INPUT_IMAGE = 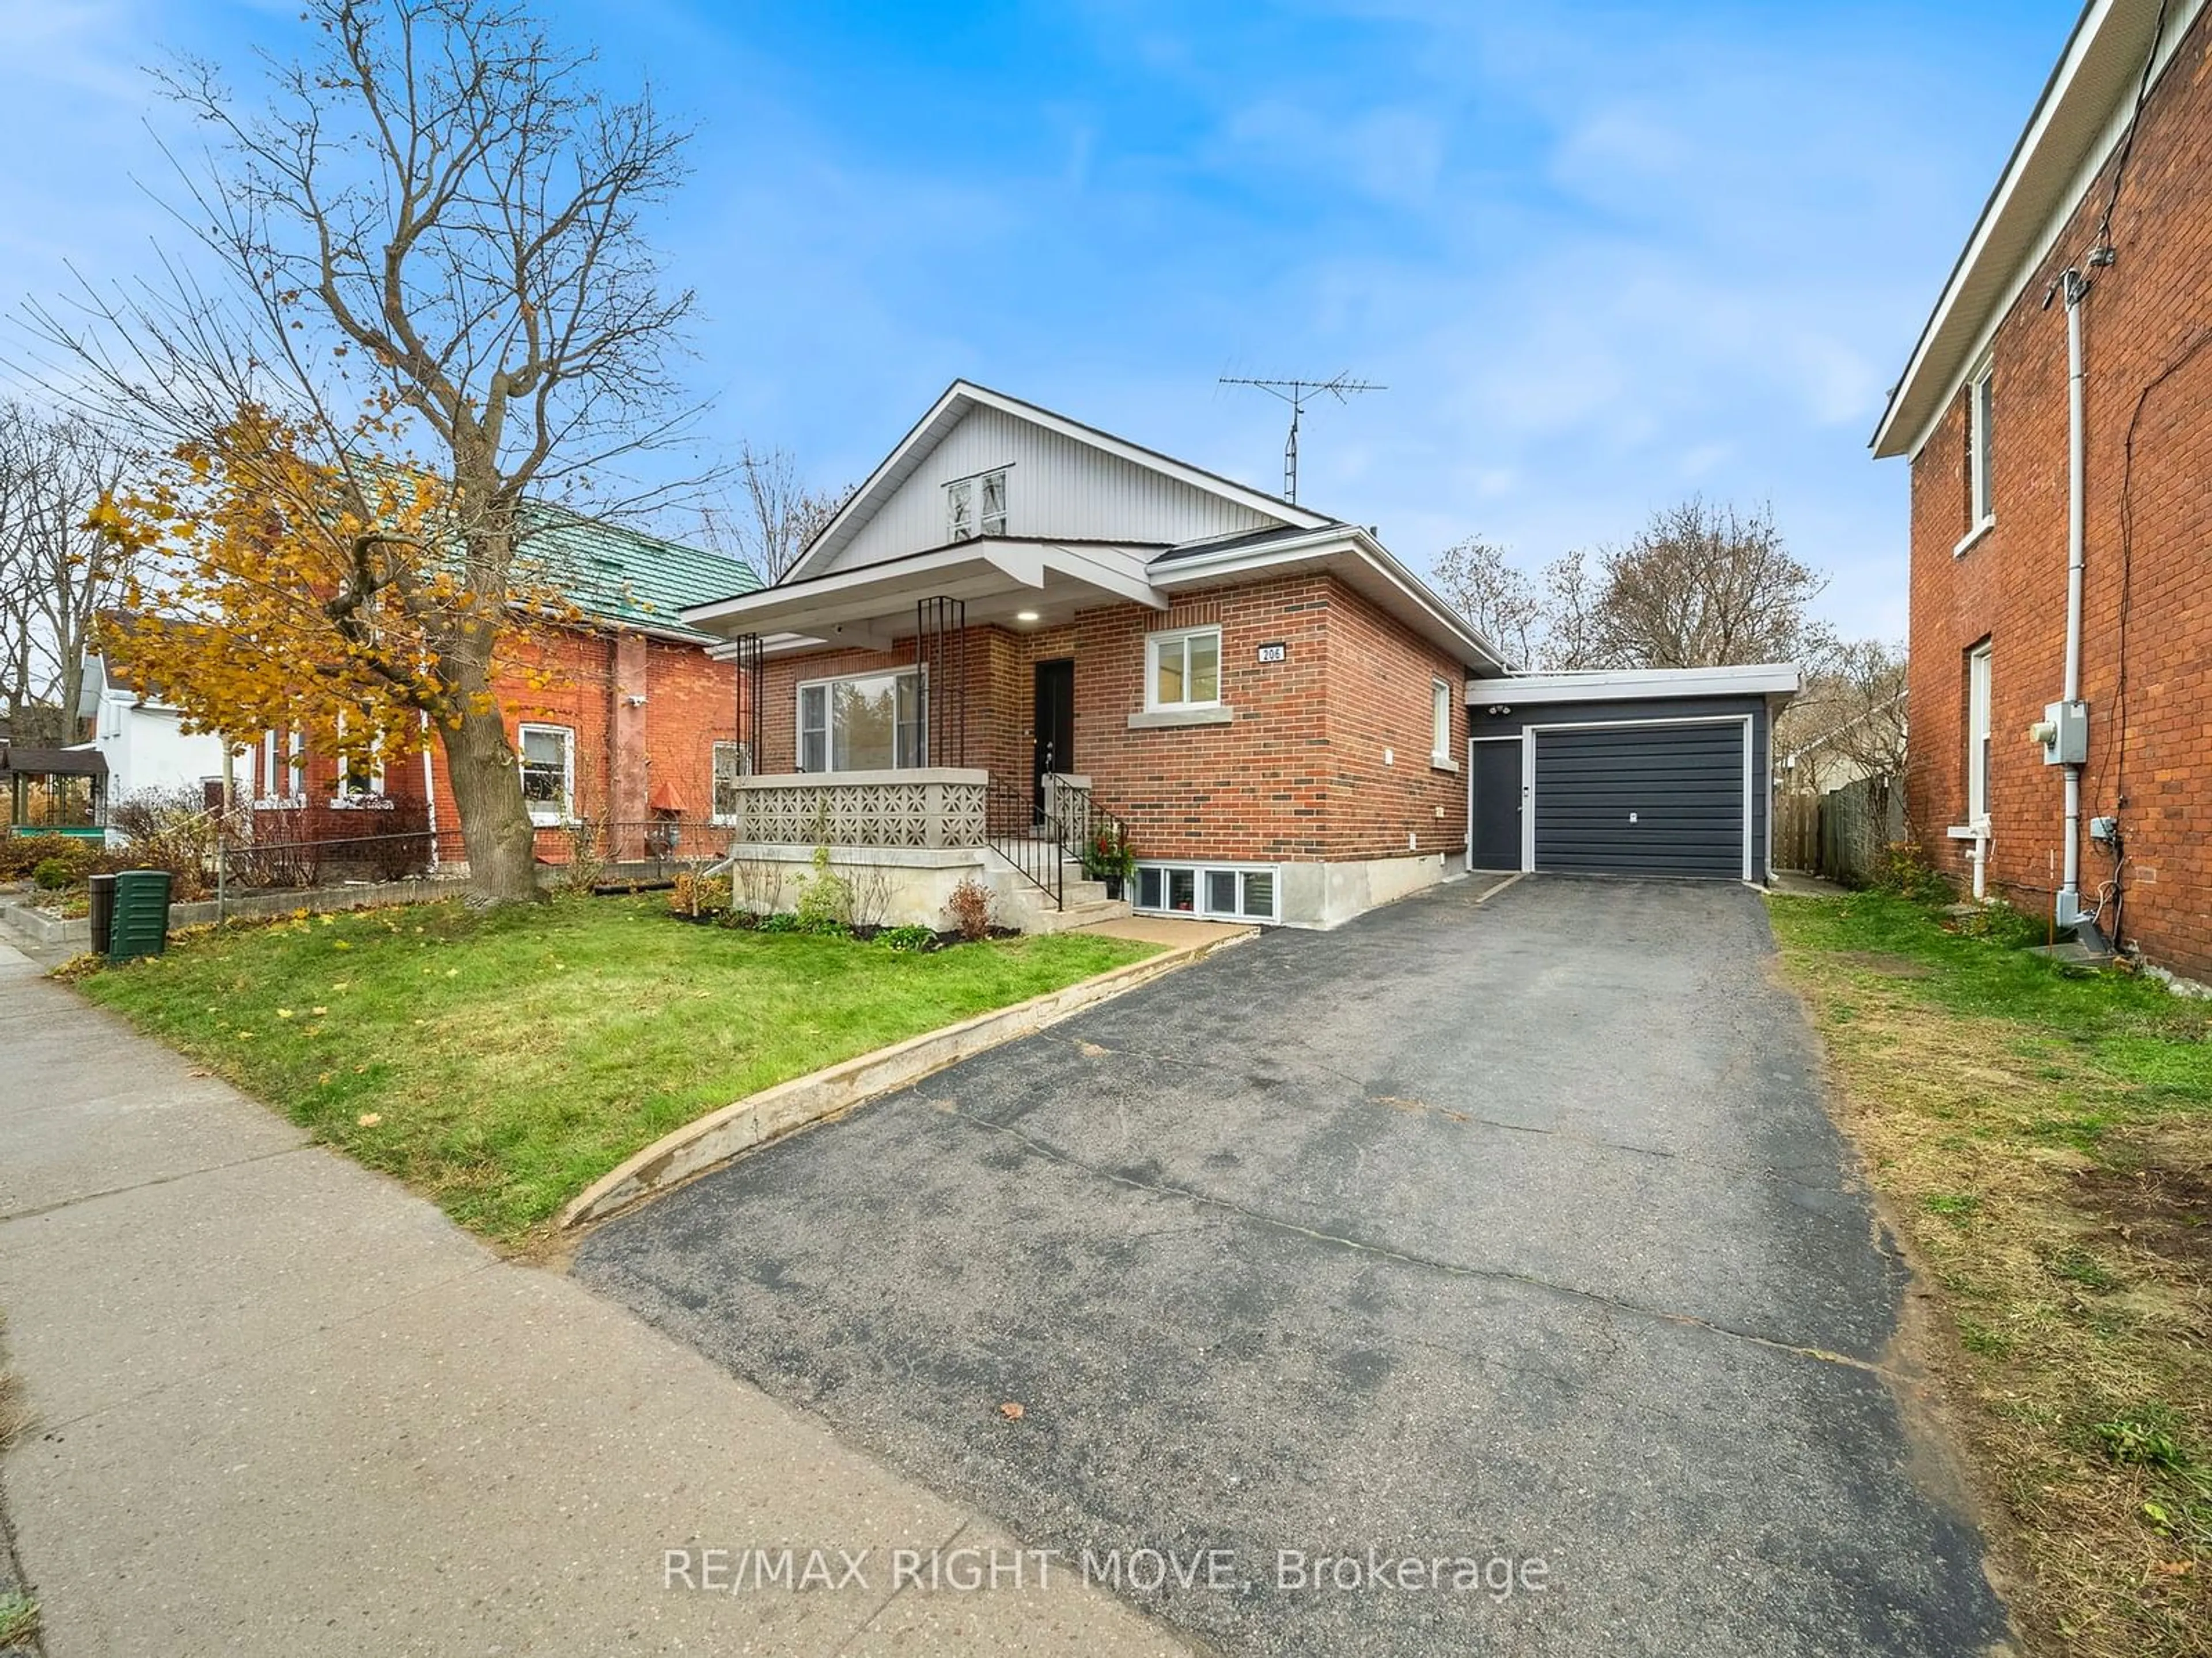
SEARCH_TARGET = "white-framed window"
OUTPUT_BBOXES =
[257,728,305,807]
[797,669,925,773]
[1134,861,1277,923]
[1146,625,1222,711]
[1431,679,1452,762]
[711,740,749,823]
[331,713,386,803]
[519,723,575,825]
[946,468,1007,542]
[1965,642,1992,826]
[1967,361,1994,528]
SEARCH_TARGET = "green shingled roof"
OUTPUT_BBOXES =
[520,503,759,641]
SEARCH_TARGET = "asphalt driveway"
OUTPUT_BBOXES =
[576,877,2013,1656]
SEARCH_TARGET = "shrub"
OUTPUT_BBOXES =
[1870,840,1952,904]
[361,800,434,882]
[668,870,732,918]
[946,875,994,942]
[846,861,897,930]
[730,855,784,916]
[555,817,608,896]
[108,785,211,844]
[876,924,936,953]
[753,911,800,934]
[794,845,854,934]
[0,834,84,881]
[22,838,108,889]
[107,786,220,900]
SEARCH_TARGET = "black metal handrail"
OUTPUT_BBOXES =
[984,778,1063,910]
[1050,778,1128,877]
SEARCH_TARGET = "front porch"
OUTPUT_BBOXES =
[709,767,1130,933]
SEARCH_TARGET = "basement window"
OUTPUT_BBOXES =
[1134,862,1277,923]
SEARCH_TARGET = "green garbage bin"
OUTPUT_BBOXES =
[108,869,173,963]
[87,872,117,956]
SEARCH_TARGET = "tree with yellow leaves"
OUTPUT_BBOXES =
[90,403,590,846]
[31,0,702,904]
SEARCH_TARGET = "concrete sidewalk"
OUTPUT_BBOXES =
[0,938,1185,1657]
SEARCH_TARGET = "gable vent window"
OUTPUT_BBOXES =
[947,469,1007,542]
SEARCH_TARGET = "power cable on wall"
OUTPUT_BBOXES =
[2101,324,2212,947]
[2089,0,2175,259]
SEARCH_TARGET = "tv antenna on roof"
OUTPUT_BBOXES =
[1217,373,1385,504]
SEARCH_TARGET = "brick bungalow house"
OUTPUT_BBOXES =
[683,381,1796,929]
[1873,0,2212,975]
[245,504,758,870]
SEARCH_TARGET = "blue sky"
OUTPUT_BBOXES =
[0,1,2081,638]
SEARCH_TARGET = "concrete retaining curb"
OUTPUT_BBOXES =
[559,928,1251,1229]
[0,876,460,953]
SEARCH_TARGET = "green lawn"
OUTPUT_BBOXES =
[1768,891,2211,1658]
[78,896,1156,1243]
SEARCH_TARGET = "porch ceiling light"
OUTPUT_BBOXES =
[1016,610,1040,622]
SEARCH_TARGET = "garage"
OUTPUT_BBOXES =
[1466,665,1798,881]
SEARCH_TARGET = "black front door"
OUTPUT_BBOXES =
[1469,738,1523,870]
[1032,658,1074,816]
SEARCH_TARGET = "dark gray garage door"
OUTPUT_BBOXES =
[1532,721,1746,878]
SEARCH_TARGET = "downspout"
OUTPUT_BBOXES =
[421,710,440,870]
[2054,260,2105,929]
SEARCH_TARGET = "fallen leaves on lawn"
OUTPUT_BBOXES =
[357,1112,382,1127]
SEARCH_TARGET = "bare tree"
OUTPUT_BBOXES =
[1532,548,1608,671]
[1428,537,1542,669]
[702,444,852,586]
[23,0,701,904]
[0,404,132,744]
[1558,499,1828,670]
[1776,637,1908,794]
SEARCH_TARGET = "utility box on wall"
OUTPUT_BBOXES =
[2033,700,2089,766]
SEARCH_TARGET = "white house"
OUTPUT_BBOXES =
[78,649,245,817]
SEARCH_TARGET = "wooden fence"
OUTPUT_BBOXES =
[1774,774,1906,886]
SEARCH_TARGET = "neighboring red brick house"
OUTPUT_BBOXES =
[247,506,756,871]
[689,379,1743,930]
[1874,0,2212,975]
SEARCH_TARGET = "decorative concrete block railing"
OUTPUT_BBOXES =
[718,768,990,849]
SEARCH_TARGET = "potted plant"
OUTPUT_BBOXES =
[1081,824,1138,899]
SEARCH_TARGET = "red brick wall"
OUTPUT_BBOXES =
[1324,581,1469,861]
[256,624,738,865]
[748,572,1469,866]
[1071,579,1332,861]
[1904,6,2212,973]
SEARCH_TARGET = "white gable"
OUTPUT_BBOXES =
[804,384,1321,578]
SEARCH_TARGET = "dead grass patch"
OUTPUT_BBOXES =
[1770,892,2211,1658]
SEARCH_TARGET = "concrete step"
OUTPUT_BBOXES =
[1022,895,1134,935]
